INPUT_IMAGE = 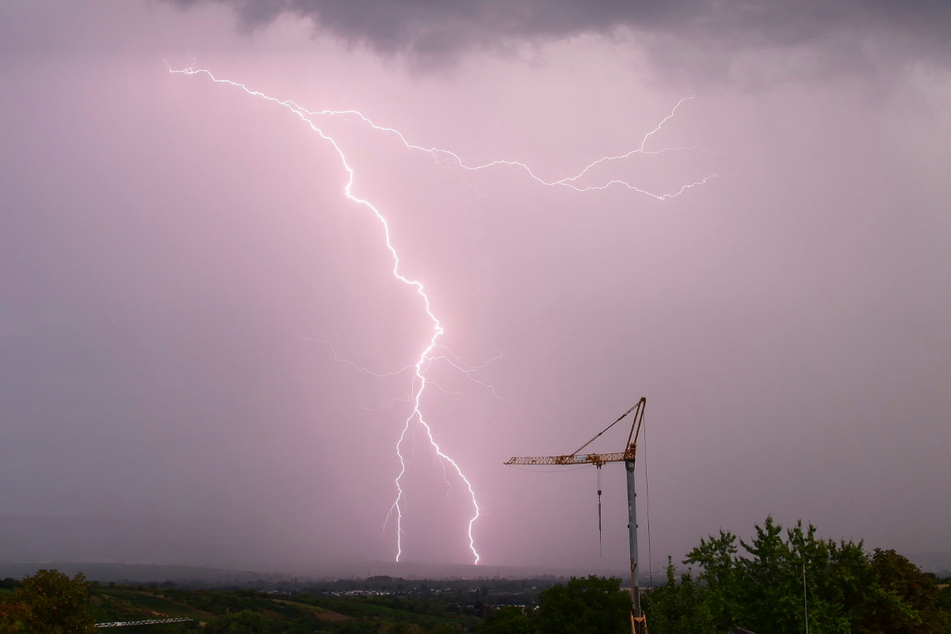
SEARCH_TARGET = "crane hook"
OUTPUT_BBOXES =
[596,465,603,557]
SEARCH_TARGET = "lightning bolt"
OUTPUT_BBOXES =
[170,64,722,565]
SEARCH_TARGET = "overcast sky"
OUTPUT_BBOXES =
[0,0,949,575]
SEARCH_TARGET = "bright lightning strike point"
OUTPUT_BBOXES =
[171,64,483,564]
[171,64,722,566]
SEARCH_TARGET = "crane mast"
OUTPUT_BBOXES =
[505,397,648,634]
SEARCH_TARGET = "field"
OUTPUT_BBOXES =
[81,576,554,633]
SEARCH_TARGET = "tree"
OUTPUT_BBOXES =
[477,606,537,634]
[856,549,950,634]
[683,528,741,631]
[204,609,270,633]
[683,516,951,634]
[738,516,812,634]
[477,606,536,634]
[0,569,96,634]
[536,575,630,634]
[642,557,716,634]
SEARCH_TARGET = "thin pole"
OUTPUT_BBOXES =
[803,560,809,634]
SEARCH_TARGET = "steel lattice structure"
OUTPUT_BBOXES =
[95,617,193,628]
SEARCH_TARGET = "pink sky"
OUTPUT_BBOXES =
[0,0,949,575]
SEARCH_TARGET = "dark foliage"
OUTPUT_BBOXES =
[0,569,96,634]
[644,515,951,634]
[641,558,715,634]
[535,575,631,634]
[477,606,536,634]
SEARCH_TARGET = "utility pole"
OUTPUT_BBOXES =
[803,561,809,634]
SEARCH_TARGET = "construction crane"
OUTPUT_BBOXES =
[95,618,193,628]
[504,396,648,634]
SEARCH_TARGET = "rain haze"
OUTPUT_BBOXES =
[0,0,949,576]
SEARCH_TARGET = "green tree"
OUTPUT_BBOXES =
[203,609,270,633]
[815,537,875,629]
[478,606,536,634]
[786,521,856,634]
[856,549,950,634]
[536,575,630,634]
[683,528,742,631]
[684,516,951,634]
[738,516,811,634]
[642,557,715,634]
[0,569,96,634]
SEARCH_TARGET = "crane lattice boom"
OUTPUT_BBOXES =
[504,449,635,467]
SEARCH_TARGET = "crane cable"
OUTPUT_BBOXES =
[573,401,642,456]
[644,411,653,588]
[596,466,603,557]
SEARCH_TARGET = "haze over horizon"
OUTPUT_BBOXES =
[1,0,949,576]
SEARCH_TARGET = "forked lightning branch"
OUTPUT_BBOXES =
[171,65,722,564]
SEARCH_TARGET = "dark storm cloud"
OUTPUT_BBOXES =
[171,0,951,65]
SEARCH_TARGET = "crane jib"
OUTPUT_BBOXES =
[504,449,636,466]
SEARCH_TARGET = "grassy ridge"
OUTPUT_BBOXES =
[85,584,483,632]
